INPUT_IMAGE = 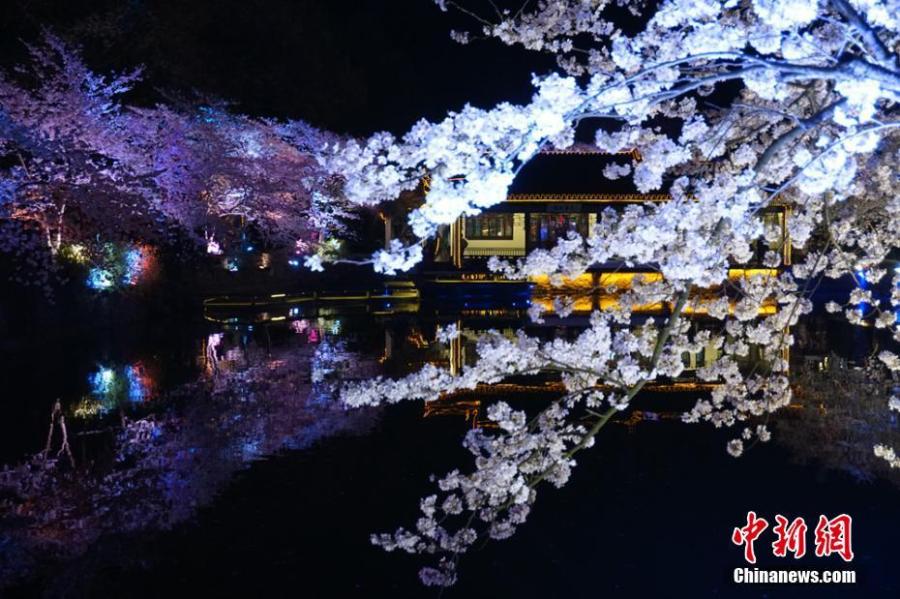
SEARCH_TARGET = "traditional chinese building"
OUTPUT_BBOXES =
[389,148,792,286]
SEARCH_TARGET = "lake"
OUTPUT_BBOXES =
[1,293,899,598]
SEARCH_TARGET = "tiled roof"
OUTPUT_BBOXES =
[509,151,670,196]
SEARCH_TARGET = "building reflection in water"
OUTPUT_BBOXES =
[5,286,896,579]
[196,285,898,479]
[406,291,785,429]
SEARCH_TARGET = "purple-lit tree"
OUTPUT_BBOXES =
[0,34,353,283]
[0,33,162,288]
[130,100,354,254]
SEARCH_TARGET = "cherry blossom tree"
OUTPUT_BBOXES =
[0,34,353,283]
[0,33,162,289]
[131,100,354,253]
[319,0,900,585]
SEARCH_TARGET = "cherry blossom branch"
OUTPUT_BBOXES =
[752,97,847,179]
[830,0,897,69]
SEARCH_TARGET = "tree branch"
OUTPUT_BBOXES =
[830,0,897,70]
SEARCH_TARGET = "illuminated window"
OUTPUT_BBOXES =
[752,210,786,264]
[528,213,589,249]
[464,214,515,239]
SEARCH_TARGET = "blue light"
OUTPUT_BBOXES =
[857,301,871,318]
[87,268,114,290]
[89,367,115,395]
[121,248,143,285]
[198,105,219,124]
[242,440,261,460]
[125,367,145,403]
[288,259,300,267]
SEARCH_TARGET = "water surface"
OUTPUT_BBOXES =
[2,299,899,597]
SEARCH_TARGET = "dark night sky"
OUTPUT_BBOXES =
[1,0,559,136]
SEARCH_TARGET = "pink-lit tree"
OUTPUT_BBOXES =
[130,100,354,253]
[0,33,161,288]
[0,34,353,282]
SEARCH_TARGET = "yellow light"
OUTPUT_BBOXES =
[528,272,663,290]
[529,273,594,289]
[727,268,779,280]
[597,272,663,288]
[270,293,286,298]
[61,243,88,264]
[682,301,777,316]
[72,397,103,418]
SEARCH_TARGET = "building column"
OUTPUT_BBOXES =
[781,208,792,266]
[450,216,463,269]
[383,215,392,250]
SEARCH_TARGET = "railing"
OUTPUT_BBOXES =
[463,248,527,257]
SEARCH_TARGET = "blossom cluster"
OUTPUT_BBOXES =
[325,0,900,586]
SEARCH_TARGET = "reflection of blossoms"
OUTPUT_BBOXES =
[311,336,382,393]
[343,283,807,583]
[0,343,378,587]
[779,354,900,479]
[373,400,586,587]
[324,0,900,586]
[81,363,156,412]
